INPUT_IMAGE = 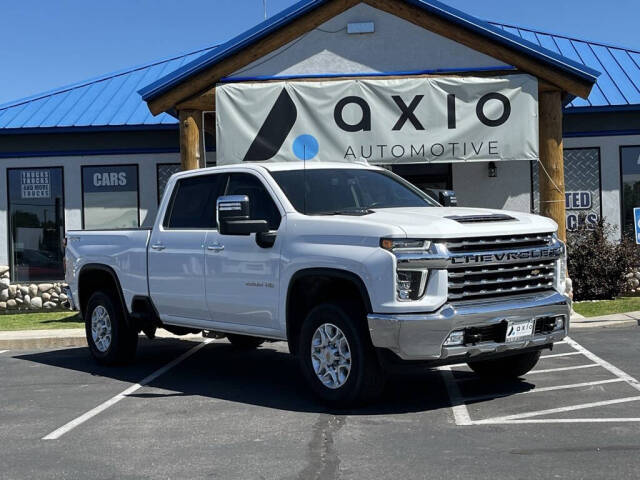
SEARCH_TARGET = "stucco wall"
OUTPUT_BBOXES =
[452,160,532,212]
[231,3,508,78]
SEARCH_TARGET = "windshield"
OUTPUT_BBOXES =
[269,168,438,215]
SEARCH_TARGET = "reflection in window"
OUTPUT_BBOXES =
[8,168,65,282]
[621,146,640,235]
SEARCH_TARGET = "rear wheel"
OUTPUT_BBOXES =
[298,302,385,407]
[226,334,264,349]
[467,350,541,378]
[85,291,138,365]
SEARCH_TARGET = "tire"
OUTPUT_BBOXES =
[298,302,385,407]
[85,291,138,365]
[226,334,264,349]
[467,350,542,379]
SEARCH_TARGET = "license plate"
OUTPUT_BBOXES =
[505,319,535,343]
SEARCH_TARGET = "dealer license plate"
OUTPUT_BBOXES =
[505,319,535,343]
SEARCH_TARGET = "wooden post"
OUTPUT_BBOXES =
[179,109,204,170]
[538,89,566,242]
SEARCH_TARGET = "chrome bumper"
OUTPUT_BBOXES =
[367,291,570,361]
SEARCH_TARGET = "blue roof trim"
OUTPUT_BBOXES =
[139,0,599,104]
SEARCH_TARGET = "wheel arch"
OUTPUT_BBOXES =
[285,267,373,356]
[77,264,130,326]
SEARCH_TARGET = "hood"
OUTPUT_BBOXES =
[360,206,557,238]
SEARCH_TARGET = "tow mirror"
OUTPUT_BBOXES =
[217,195,268,235]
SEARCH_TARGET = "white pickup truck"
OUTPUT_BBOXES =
[64,162,570,406]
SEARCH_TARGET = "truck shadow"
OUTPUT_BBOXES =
[14,338,534,415]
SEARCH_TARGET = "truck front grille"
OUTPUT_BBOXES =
[446,232,557,302]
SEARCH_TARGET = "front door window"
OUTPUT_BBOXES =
[7,167,65,282]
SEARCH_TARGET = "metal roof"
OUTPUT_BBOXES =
[139,0,599,104]
[0,45,218,132]
[491,22,640,110]
[1,7,638,133]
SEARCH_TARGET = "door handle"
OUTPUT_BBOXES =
[207,244,225,252]
[151,243,165,251]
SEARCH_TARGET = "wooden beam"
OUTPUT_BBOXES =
[364,0,593,100]
[177,88,215,111]
[147,0,594,115]
[148,0,360,114]
[538,89,566,242]
[179,109,204,170]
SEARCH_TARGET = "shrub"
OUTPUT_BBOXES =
[567,221,637,301]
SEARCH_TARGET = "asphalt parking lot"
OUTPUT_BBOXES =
[1,326,639,480]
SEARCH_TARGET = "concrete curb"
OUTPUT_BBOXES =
[0,328,203,350]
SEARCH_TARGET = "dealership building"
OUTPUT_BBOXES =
[1,0,640,290]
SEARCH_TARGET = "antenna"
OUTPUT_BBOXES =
[263,0,267,20]
[303,143,307,214]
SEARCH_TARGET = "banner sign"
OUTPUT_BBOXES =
[216,75,539,165]
[21,170,50,199]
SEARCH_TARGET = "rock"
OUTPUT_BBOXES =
[19,286,28,296]
[15,297,23,305]
[29,284,38,297]
[6,299,17,309]
[38,283,54,293]
[55,285,62,294]
[59,293,68,301]
[1,271,8,279]
[0,301,6,310]
[30,297,42,309]
[42,292,51,301]
[0,278,10,288]
[635,272,640,280]
[8,285,17,297]
[50,292,59,300]
[626,272,635,279]
[0,265,9,276]
[0,289,8,301]
[44,301,57,309]
[631,278,639,288]
[24,295,30,306]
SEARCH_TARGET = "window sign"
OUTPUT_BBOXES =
[82,165,139,229]
[8,167,65,282]
[21,170,51,199]
[533,148,601,232]
[621,146,640,236]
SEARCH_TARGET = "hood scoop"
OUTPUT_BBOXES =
[445,214,516,224]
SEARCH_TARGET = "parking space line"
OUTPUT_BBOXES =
[438,366,473,426]
[476,395,640,423]
[528,364,599,374]
[566,337,640,392]
[462,379,626,403]
[474,418,640,424]
[540,351,582,359]
[0,350,9,354]
[42,339,212,440]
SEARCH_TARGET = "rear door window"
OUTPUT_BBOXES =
[164,174,225,229]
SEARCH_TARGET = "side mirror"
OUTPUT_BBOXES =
[438,190,457,207]
[217,195,268,235]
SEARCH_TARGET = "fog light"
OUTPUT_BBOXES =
[554,316,565,330]
[444,330,465,346]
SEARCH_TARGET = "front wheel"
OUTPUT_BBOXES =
[85,291,138,365]
[298,302,385,407]
[467,350,541,378]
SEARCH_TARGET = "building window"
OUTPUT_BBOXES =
[7,167,65,282]
[82,165,139,229]
[620,146,640,235]
[157,164,181,204]
[532,148,602,232]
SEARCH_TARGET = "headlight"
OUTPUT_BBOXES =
[553,234,568,295]
[381,238,431,301]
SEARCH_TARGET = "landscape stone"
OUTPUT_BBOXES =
[0,289,8,301]
[44,301,57,309]
[7,299,17,309]
[42,292,51,301]
[30,297,42,309]
[0,301,5,310]
[29,284,38,297]
[0,278,10,288]
[59,293,68,301]
[38,283,54,293]
[8,285,17,297]
[19,286,29,295]
[15,298,23,304]
[0,265,9,276]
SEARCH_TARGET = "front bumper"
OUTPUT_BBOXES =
[367,291,570,361]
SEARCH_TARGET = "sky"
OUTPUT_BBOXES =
[1,0,639,105]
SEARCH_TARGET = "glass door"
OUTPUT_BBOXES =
[7,167,65,282]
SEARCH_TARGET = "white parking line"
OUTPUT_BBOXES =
[528,364,599,374]
[43,339,212,440]
[462,379,625,403]
[474,418,640,424]
[475,396,640,423]
[0,350,9,354]
[540,351,582,359]
[438,366,473,426]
